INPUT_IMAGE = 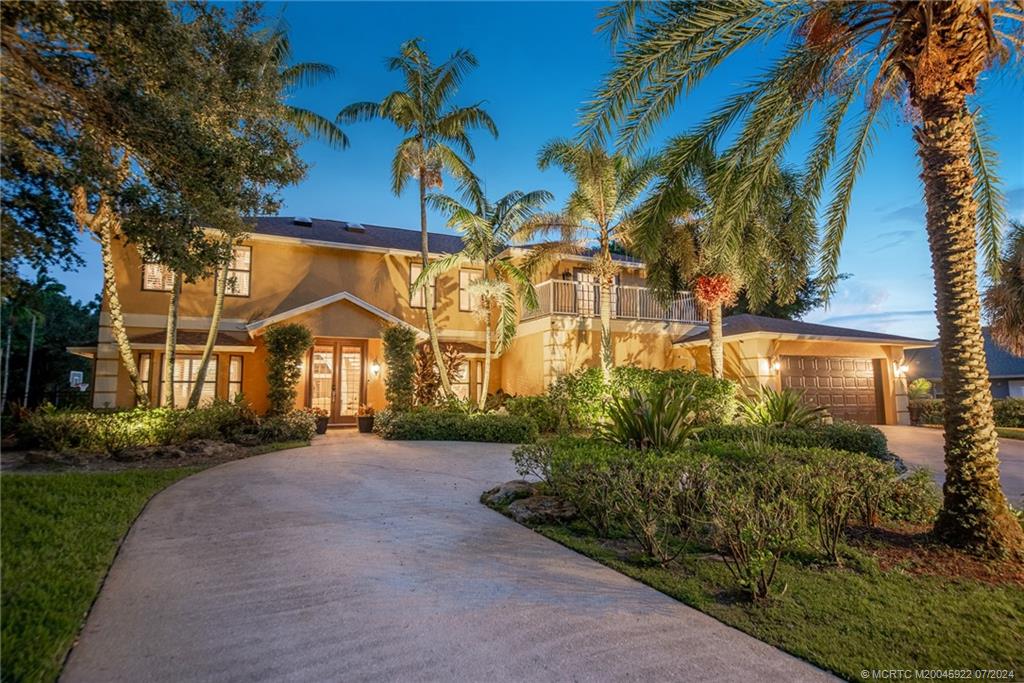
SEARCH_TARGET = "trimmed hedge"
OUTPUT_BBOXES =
[696,421,890,461]
[506,395,561,433]
[374,407,538,443]
[909,397,1024,427]
[548,366,736,429]
[18,400,313,455]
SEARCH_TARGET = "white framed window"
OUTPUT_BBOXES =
[409,263,435,309]
[142,262,174,291]
[228,355,243,400]
[225,246,251,297]
[459,270,481,312]
[451,360,469,400]
[162,355,218,407]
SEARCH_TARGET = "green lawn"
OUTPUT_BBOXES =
[1,469,198,682]
[997,427,1024,441]
[531,522,1024,681]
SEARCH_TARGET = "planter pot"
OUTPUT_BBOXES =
[315,416,329,435]
[357,415,374,433]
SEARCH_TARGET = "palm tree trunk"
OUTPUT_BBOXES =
[419,167,452,397]
[708,301,724,380]
[599,275,613,382]
[187,252,230,408]
[480,306,492,411]
[162,272,182,407]
[91,199,148,407]
[916,89,1024,557]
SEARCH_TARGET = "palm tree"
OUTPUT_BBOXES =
[338,39,497,397]
[635,139,816,380]
[985,220,1024,357]
[266,28,349,149]
[520,140,658,381]
[585,2,1023,556]
[415,188,552,410]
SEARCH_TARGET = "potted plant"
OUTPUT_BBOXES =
[357,404,375,433]
[312,407,329,435]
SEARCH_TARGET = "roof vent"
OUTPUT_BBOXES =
[293,216,313,227]
[344,222,366,233]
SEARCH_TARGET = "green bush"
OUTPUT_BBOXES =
[506,395,561,433]
[597,386,701,451]
[910,398,1023,427]
[907,378,933,399]
[264,323,314,415]
[381,324,416,411]
[548,365,736,429]
[375,407,538,443]
[257,410,316,443]
[697,421,889,461]
[881,469,941,524]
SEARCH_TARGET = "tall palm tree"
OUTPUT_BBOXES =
[520,140,658,381]
[338,39,497,397]
[985,220,1024,357]
[635,139,816,380]
[414,188,551,410]
[585,1,1023,556]
[266,28,349,149]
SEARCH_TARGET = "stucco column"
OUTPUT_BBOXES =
[894,370,911,425]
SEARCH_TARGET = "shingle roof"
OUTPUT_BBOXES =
[906,328,1024,379]
[130,330,253,347]
[674,313,933,346]
[250,216,464,254]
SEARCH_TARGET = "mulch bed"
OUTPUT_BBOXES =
[847,524,1024,587]
[1,439,276,473]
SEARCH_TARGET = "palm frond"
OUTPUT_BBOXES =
[969,108,1006,280]
[286,106,350,149]
[411,252,465,294]
[281,62,336,89]
[337,100,383,125]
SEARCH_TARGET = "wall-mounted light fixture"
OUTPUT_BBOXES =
[893,360,909,377]
[771,358,782,372]
[370,360,381,378]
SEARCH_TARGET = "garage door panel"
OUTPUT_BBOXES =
[780,355,883,424]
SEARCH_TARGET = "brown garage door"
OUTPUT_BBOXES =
[780,356,884,424]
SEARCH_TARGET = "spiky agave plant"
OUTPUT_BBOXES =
[585,0,1024,556]
[599,386,702,451]
[737,387,827,428]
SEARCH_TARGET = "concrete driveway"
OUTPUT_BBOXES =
[879,425,1024,503]
[62,433,829,682]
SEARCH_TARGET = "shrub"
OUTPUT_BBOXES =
[908,399,944,425]
[907,378,933,399]
[737,387,826,428]
[548,365,736,429]
[705,459,802,601]
[375,406,538,443]
[512,441,555,482]
[257,410,316,443]
[597,386,701,451]
[910,398,1023,427]
[264,323,313,415]
[881,469,941,524]
[381,325,416,411]
[506,395,560,433]
[546,439,622,535]
[697,421,889,461]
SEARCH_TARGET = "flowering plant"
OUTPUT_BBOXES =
[309,407,328,418]
[357,404,375,417]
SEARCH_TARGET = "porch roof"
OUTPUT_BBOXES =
[129,330,257,352]
[674,314,934,348]
[245,291,426,339]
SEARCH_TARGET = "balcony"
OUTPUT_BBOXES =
[523,279,706,324]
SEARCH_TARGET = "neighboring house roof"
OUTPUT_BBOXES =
[130,330,255,348]
[906,327,1024,380]
[674,313,934,347]
[245,290,426,338]
[249,216,464,254]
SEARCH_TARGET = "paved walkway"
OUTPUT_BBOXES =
[879,425,1024,503]
[62,434,830,682]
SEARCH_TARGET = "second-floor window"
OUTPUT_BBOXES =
[142,261,174,291]
[459,270,481,312]
[225,246,251,297]
[409,263,435,308]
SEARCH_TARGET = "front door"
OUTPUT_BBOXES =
[309,340,365,425]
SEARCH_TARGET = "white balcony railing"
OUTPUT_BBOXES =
[523,279,706,324]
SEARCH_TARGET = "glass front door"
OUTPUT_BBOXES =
[308,340,365,425]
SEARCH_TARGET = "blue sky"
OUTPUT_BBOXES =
[61,1,1023,338]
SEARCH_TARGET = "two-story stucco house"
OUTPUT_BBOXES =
[72,216,933,425]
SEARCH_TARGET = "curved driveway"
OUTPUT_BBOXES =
[63,434,829,682]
